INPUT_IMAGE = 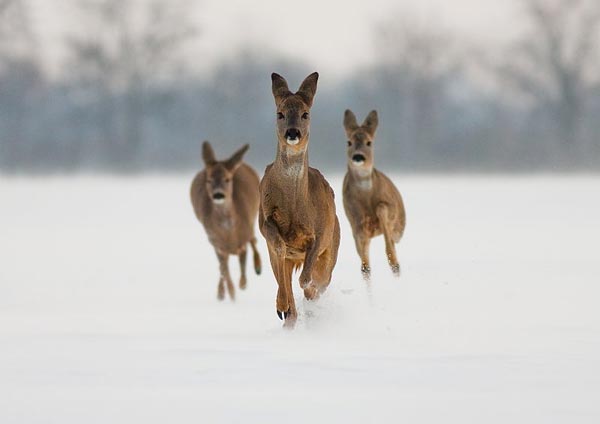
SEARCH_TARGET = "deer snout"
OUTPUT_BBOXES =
[284,128,301,145]
[351,153,367,166]
[212,191,226,204]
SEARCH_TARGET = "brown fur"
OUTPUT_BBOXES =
[342,109,406,280]
[259,72,340,328]
[190,141,262,300]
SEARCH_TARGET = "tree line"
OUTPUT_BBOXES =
[1,0,599,174]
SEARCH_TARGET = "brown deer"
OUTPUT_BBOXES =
[259,72,340,328]
[342,109,406,281]
[190,141,262,301]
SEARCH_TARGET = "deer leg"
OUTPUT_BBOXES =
[217,277,225,301]
[354,233,372,281]
[214,248,226,300]
[309,250,333,299]
[250,237,262,275]
[298,237,319,290]
[268,245,288,321]
[262,215,296,325]
[238,246,247,290]
[376,203,400,277]
[282,258,297,329]
[310,216,340,297]
[216,250,235,301]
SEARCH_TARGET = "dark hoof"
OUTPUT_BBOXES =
[391,264,400,277]
[277,310,292,320]
[361,264,371,281]
[255,266,261,275]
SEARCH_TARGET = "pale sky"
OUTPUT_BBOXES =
[30,0,520,78]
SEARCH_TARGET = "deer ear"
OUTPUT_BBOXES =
[225,144,249,172]
[202,141,216,166]
[297,72,319,107]
[272,73,291,106]
[343,109,359,137]
[362,110,378,136]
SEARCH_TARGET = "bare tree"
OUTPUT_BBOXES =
[373,17,459,162]
[0,0,42,171]
[65,0,197,167]
[0,0,36,62]
[498,0,600,147]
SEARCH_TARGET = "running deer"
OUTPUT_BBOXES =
[190,141,262,301]
[342,109,406,281]
[259,72,340,328]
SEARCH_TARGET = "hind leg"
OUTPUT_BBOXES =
[353,233,371,281]
[376,204,400,277]
[250,237,262,275]
[214,248,226,300]
[216,250,235,301]
[238,247,247,289]
[217,277,225,300]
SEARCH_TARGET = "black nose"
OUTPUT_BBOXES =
[213,192,225,200]
[352,154,366,163]
[285,128,301,140]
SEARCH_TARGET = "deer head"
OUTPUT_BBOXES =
[202,141,249,205]
[271,72,319,154]
[343,109,378,173]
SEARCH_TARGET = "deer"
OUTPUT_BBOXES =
[190,141,262,301]
[342,109,406,282]
[259,72,340,328]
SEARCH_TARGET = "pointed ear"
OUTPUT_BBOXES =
[343,109,359,137]
[362,110,378,136]
[272,73,291,106]
[202,141,216,166]
[225,144,249,172]
[296,72,319,107]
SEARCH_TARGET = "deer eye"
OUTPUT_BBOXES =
[367,141,372,146]
[302,112,309,120]
[347,141,352,147]
[277,112,284,120]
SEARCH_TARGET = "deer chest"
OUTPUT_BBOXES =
[271,208,313,250]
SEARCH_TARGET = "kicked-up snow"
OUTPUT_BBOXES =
[0,175,599,423]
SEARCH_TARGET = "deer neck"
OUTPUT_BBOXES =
[348,164,374,191]
[211,201,235,228]
[274,143,309,198]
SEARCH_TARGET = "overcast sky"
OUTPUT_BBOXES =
[30,0,520,78]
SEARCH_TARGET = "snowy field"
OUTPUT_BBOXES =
[1,174,599,423]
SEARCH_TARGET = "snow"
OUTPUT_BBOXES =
[1,175,599,423]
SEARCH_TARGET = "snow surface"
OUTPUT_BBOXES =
[1,175,599,423]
